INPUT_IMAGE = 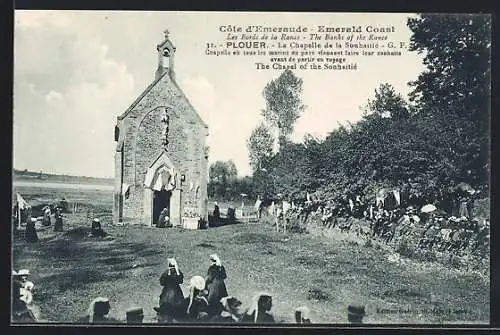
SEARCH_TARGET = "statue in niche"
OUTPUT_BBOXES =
[204,146,209,160]
[161,108,169,149]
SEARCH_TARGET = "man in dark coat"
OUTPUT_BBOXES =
[205,254,228,317]
[155,258,185,322]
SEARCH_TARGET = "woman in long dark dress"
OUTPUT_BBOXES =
[42,206,51,226]
[205,254,228,317]
[54,208,63,232]
[155,258,185,322]
[25,219,38,243]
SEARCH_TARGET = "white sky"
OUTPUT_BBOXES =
[13,11,425,178]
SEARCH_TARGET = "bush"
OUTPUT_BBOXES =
[396,237,416,258]
[413,248,437,262]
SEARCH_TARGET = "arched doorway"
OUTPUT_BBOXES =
[153,189,172,226]
[143,152,182,226]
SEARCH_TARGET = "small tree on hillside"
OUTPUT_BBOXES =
[247,122,274,173]
[262,70,305,150]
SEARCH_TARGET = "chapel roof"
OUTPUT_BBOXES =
[117,65,208,129]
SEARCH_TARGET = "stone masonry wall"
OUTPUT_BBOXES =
[116,73,208,224]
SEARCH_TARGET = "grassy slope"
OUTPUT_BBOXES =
[12,186,489,324]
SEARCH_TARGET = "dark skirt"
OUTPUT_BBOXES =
[54,218,63,231]
[177,297,209,322]
[25,222,38,243]
[206,265,228,317]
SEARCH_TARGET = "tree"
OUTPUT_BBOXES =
[362,83,409,120]
[407,14,491,187]
[208,160,238,199]
[247,122,274,173]
[262,70,305,150]
[226,160,238,181]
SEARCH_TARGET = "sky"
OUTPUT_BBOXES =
[13,11,425,178]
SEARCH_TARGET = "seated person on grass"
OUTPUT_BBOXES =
[89,218,108,238]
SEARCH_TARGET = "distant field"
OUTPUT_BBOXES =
[11,184,489,324]
[12,170,113,186]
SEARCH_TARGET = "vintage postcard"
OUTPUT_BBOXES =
[11,11,491,326]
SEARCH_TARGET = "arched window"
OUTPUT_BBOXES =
[162,49,170,70]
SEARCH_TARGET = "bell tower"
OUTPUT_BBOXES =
[155,29,176,80]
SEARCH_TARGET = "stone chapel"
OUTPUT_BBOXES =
[113,31,209,228]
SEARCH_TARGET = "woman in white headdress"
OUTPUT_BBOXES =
[155,257,184,322]
[241,292,275,323]
[17,269,34,305]
[182,275,209,322]
[205,254,228,317]
[11,270,37,322]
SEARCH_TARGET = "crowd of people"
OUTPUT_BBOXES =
[12,182,487,324]
[13,198,69,243]
[12,254,366,324]
[257,183,490,259]
[79,253,365,324]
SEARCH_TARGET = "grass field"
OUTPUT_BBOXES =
[12,185,489,324]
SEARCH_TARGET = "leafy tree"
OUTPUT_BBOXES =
[226,175,255,200]
[407,14,491,187]
[208,160,238,199]
[247,122,274,172]
[262,70,305,150]
[226,160,238,181]
[362,83,409,120]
